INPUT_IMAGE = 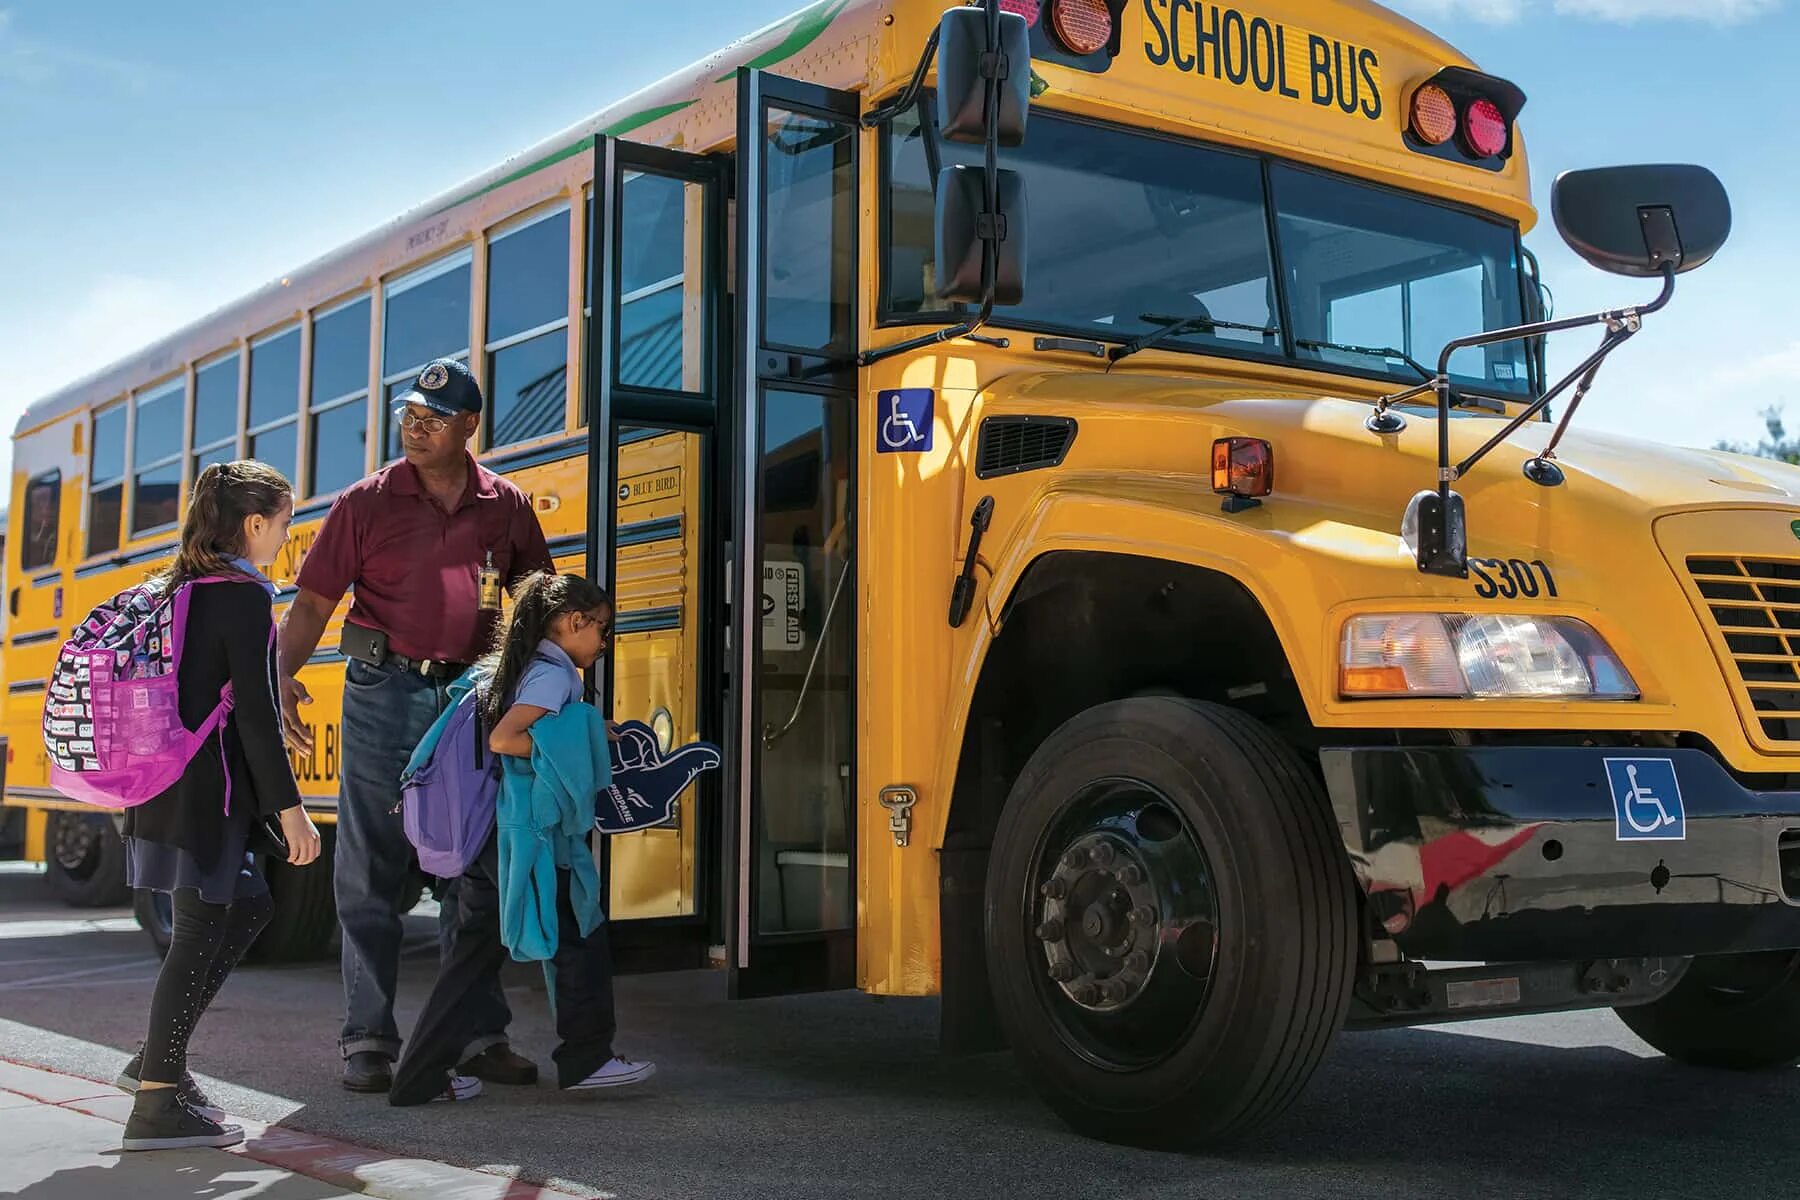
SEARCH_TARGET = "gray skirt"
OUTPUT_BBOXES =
[126,819,269,905]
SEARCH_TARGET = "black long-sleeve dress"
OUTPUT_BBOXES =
[123,574,302,903]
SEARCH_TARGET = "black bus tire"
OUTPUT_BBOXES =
[45,811,130,908]
[1616,950,1800,1069]
[985,698,1357,1149]
[133,889,173,958]
[245,831,337,964]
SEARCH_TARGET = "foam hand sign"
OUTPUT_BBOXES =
[597,721,722,835]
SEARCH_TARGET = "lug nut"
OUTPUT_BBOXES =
[1091,842,1116,867]
[1062,848,1088,869]
[1040,878,1067,900]
[1118,863,1144,886]
[1048,961,1074,982]
[1035,918,1065,942]
[1129,905,1158,927]
[1072,983,1101,1006]
[1125,951,1150,974]
[1101,979,1130,1004]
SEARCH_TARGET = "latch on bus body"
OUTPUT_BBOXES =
[878,786,917,848]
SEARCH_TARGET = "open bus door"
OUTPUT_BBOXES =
[585,136,729,968]
[728,72,861,998]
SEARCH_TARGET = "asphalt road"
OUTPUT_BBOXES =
[3,862,1798,1200]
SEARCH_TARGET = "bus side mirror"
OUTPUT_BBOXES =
[935,165,1028,305]
[936,6,1030,146]
[1552,164,1731,277]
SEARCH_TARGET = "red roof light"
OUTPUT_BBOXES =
[1463,98,1508,159]
[1050,0,1112,55]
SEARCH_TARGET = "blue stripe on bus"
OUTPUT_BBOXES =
[617,605,682,635]
[546,515,683,565]
[9,629,61,647]
[8,679,46,694]
[73,541,176,579]
[31,570,61,588]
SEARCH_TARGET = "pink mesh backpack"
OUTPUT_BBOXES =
[43,575,250,811]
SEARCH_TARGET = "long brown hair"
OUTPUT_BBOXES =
[152,460,293,587]
[477,571,611,726]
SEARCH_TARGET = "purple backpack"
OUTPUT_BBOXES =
[400,671,501,879]
[44,576,244,811]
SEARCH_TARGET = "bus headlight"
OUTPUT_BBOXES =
[1340,613,1638,700]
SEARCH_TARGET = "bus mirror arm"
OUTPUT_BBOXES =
[1396,264,1676,578]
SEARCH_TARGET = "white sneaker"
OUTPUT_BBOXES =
[565,1056,657,1091]
[428,1073,483,1103]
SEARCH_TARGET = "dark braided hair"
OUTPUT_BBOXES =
[152,460,292,588]
[477,570,612,726]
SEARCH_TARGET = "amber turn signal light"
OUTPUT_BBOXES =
[1212,437,1273,511]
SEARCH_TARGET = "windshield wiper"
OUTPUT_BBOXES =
[1109,312,1279,365]
[1294,338,1432,383]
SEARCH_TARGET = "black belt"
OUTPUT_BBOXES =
[361,650,470,681]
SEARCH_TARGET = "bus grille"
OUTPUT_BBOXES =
[1689,555,1800,742]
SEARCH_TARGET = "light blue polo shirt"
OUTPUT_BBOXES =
[511,640,584,715]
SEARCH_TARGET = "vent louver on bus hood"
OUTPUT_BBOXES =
[976,415,1077,478]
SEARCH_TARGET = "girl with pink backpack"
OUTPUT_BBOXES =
[105,462,321,1150]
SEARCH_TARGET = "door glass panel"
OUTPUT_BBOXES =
[755,387,852,935]
[762,109,854,355]
[608,424,707,921]
[619,173,707,393]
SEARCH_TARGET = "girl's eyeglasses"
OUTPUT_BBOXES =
[392,406,453,436]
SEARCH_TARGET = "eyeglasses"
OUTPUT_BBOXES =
[392,406,453,436]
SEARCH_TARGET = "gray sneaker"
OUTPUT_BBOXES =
[121,1087,244,1152]
[115,1044,225,1122]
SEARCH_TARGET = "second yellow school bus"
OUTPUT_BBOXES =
[6,0,1794,1145]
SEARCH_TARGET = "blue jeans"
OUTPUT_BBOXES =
[335,658,511,1061]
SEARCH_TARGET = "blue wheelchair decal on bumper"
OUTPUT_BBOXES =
[1604,757,1685,841]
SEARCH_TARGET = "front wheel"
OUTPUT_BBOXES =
[985,699,1356,1149]
[244,828,338,964]
[1616,950,1800,1068]
[44,811,130,908]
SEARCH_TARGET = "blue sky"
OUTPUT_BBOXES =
[2,0,1796,490]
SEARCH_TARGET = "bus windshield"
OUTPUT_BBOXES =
[883,106,1531,398]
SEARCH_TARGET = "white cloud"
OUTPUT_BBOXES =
[1390,0,1780,23]
[1391,0,1527,25]
[1552,0,1779,20]
[0,274,207,489]
[0,8,162,92]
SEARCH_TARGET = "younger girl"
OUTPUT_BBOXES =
[390,571,654,1105]
[119,461,322,1151]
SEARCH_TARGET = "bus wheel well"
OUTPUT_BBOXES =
[938,551,1310,1054]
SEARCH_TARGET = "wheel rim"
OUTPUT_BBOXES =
[1026,777,1220,1070]
[51,816,99,878]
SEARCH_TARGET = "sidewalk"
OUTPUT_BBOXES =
[0,1060,602,1200]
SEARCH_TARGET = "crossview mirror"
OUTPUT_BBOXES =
[936,6,1030,146]
[935,164,1027,305]
[1552,164,1731,278]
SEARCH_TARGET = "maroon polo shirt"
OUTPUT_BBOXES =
[296,455,554,664]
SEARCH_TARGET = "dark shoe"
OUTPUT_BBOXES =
[122,1087,243,1151]
[457,1044,539,1086]
[342,1051,393,1093]
[115,1042,224,1121]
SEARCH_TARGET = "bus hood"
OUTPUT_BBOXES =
[989,372,1800,524]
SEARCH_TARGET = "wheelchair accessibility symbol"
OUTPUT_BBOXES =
[876,388,933,453]
[1604,757,1686,841]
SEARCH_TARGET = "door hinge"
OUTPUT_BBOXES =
[878,786,917,848]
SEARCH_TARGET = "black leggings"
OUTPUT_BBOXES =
[141,888,273,1083]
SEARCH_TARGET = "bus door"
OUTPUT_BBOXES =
[729,72,861,997]
[586,137,729,965]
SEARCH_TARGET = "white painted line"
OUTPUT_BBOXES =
[0,958,162,991]
[0,916,141,940]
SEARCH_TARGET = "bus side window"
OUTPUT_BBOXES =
[21,469,62,572]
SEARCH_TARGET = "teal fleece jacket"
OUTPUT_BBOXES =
[495,701,608,962]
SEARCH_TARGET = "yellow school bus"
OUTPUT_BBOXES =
[4,0,1789,1146]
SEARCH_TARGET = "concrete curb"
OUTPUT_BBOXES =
[0,1058,607,1200]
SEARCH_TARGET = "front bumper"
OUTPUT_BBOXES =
[1321,746,1800,962]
